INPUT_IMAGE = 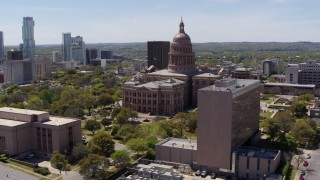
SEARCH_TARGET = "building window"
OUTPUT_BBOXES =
[48,129,53,153]
[257,158,260,170]
[247,157,250,169]
[68,126,73,149]
[42,128,47,152]
[36,127,41,150]
[268,160,271,172]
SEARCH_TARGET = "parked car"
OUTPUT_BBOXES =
[303,160,309,167]
[26,153,35,159]
[195,170,201,176]
[300,170,305,176]
[305,154,311,159]
[299,175,304,180]
[211,173,217,179]
[201,171,207,178]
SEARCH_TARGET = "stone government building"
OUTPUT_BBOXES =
[122,20,221,115]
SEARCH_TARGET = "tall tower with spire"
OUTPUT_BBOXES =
[167,19,196,74]
[22,17,35,60]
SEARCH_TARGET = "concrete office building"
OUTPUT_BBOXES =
[147,41,170,70]
[62,33,72,61]
[262,60,278,78]
[34,59,51,81]
[22,17,35,60]
[285,59,320,86]
[52,51,62,62]
[298,59,320,85]
[154,79,280,179]
[0,31,4,59]
[197,79,260,171]
[2,50,34,84]
[285,64,299,84]
[0,107,81,157]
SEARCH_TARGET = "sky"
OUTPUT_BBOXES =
[1,0,320,45]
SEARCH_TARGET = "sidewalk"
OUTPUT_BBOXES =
[0,160,51,180]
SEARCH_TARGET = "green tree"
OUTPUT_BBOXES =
[260,118,280,140]
[290,119,317,147]
[101,118,112,128]
[50,152,68,170]
[297,94,314,102]
[88,131,115,156]
[126,138,148,155]
[111,150,130,168]
[115,108,138,124]
[289,101,307,118]
[268,75,277,83]
[274,111,295,133]
[97,93,115,107]
[85,120,101,135]
[69,143,88,163]
[79,154,109,180]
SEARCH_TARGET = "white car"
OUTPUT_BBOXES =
[305,154,311,159]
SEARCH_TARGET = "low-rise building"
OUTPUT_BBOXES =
[263,83,315,95]
[237,147,280,179]
[232,68,252,79]
[0,107,81,158]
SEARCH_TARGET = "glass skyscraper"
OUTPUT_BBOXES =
[0,31,4,58]
[62,33,72,61]
[22,17,35,60]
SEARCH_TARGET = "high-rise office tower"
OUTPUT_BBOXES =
[0,31,4,58]
[22,17,35,60]
[86,48,98,65]
[197,79,260,170]
[147,41,170,70]
[71,36,86,64]
[62,33,72,61]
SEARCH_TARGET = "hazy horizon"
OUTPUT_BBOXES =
[1,0,320,45]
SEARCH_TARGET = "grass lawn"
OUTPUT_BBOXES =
[260,111,273,118]
[289,167,296,180]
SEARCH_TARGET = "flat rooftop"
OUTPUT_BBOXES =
[158,138,197,150]
[199,79,260,98]
[0,107,48,115]
[0,118,27,127]
[264,83,315,88]
[42,116,79,126]
[237,147,279,160]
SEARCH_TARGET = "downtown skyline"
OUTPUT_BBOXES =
[1,0,320,45]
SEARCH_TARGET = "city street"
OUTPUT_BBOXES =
[0,163,38,180]
[304,150,320,180]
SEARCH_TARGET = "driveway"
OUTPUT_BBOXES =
[0,163,38,180]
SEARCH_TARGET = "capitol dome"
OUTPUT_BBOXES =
[167,19,196,74]
[172,20,192,46]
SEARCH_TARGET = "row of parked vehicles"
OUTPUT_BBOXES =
[299,154,311,180]
[195,170,231,179]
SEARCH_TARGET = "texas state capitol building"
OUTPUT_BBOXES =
[122,20,221,116]
[0,107,81,158]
